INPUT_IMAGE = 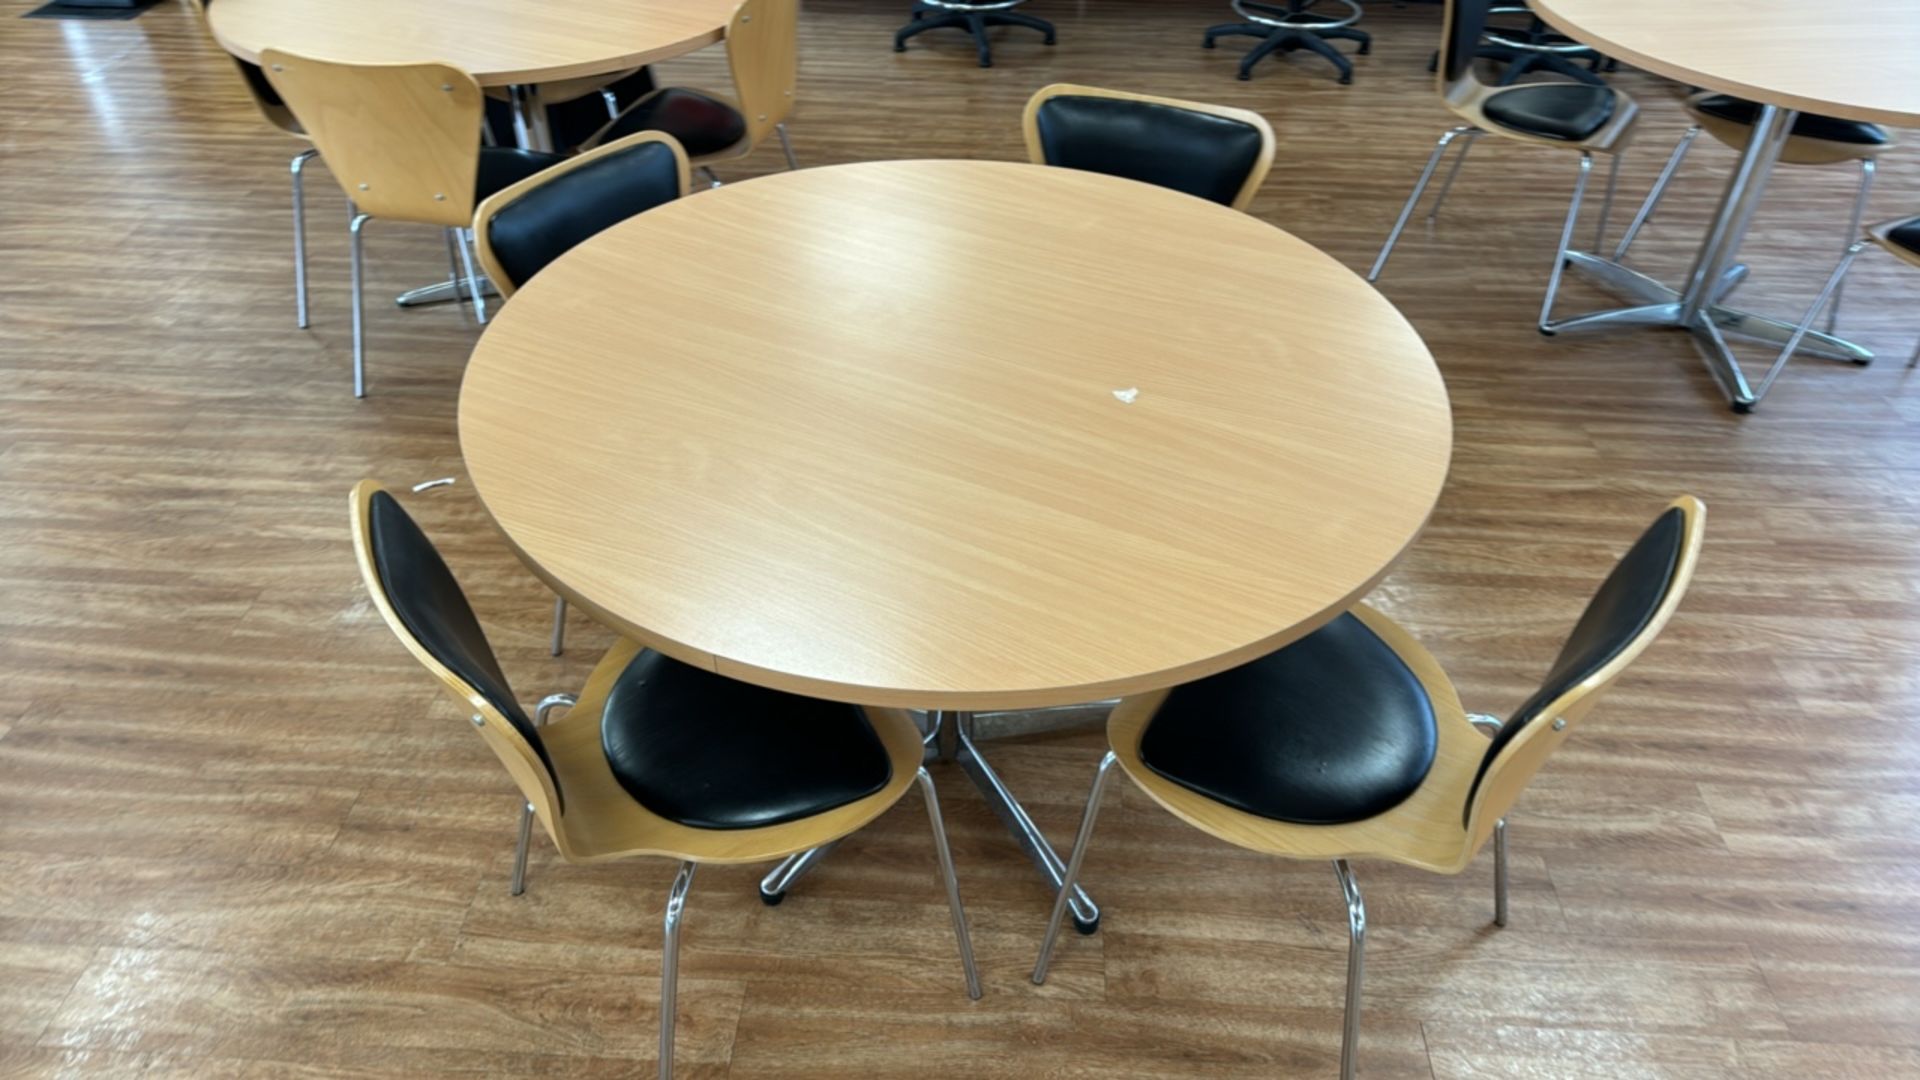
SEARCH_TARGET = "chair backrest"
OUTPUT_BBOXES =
[262,50,485,226]
[1462,496,1705,841]
[474,131,690,297]
[1437,0,1494,94]
[189,0,303,136]
[1022,84,1276,211]
[349,481,564,817]
[725,0,799,149]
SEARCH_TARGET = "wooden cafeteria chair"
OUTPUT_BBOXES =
[1613,91,1895,337]
[1368,0,1640,333]
[185,0,320,329]
[1022,84,1277,211]
[469,131,692,657]
[261,52,563,397]
[350,481,982,1079]
[1749,215,1920,407]
[582,0,799,187]
[1032,498,1705,1080]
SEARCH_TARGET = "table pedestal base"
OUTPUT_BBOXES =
[759,707,1110,934]
[1549,250,1872,412]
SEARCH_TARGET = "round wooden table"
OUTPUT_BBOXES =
[459,159,1452,927]
[207,0,737,149]
[1531,0,1920,409]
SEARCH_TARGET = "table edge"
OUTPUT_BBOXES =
[1531,0,1920,127]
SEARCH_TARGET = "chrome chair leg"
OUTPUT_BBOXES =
[916,767,983,999]
[1032,750,1119,985]
[1493,817,1510,927]
[509,693,575,896]
[1827,157,1876,335]
[699,166,722,189]
[1369,126,1477,283]
[291,149,318,329]
[1424,130,1480,224]
[549,595,567,656]
[1539,152,1593,333]
[1594,150,1624,252]
[510,800,534,895]
[1751,239,1867,406]
[348,211,371,398]
[1614,124,1698,261]
[775,122,799,171]
[443,228,470,310]
[601,88,620,121]
[457,228,489,325]
[1333,859,1365,1080]
[659,861,695,1080]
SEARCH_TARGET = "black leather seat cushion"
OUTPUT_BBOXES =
[1034,95,1266,207]
[1465,506,1686,823]
[366,491,562,806]
[1481,83,1617,141]
[485,139,683,289]
[601,649,892,830]
[1885,217,1920,256]
[1139,613,1439,826]
[476,148,565,201]
[1692,94,1889,146]
[600,88,748,158]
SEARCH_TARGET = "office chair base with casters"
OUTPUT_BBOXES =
[1204,0,1369,85]
[894,0,1056,68]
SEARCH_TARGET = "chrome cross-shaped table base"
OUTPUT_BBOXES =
[760,706,1110,935]
[1543,102,1873,412]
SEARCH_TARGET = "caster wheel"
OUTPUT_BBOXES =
[1073,913,1100,936]
[1238,71,1252,81]
[760,888,786,907]
[1731,401,1753,414]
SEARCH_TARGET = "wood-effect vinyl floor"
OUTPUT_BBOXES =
[2,1,1918,1076]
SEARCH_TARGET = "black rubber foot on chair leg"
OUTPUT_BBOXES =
[760,888,786,906]
[1073,914,1100,936]
[1237,71,1252,80]
[1851,357,1873,367]
[1731,401,1753,414]
[1357,42,1371,55]
[1339,72,1353,84]
[893,43,906,51]
[1203,37,1217,48]
[1538,327,1557,337]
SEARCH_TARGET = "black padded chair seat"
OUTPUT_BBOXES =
[476,148,565,201]
[1481,83,1617,141]
[601,649,892,830]
[1138,613,1439,826]
[1691,94,1889,146]
[1884,217,1920,256]
[1032,95,1266,207]
[600,88,748,158]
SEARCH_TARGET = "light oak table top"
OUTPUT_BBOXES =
[208,0,737,86]
[1533,0,1920,127]
[459,160,1453,710]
